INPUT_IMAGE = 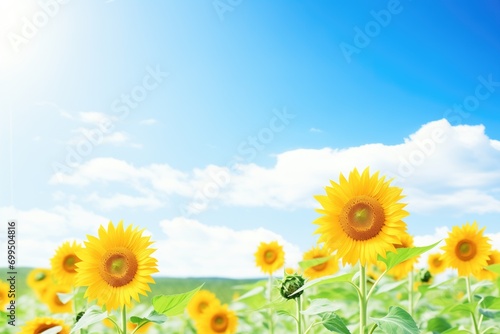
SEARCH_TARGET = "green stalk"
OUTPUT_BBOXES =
[359,265,367,334]
[296,295,303,334]
[269,274,274,334]
[465,276,480,334]
[122,306,127,334]
[408,269,414,318]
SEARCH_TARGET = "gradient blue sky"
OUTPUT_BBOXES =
[1,1,500,277]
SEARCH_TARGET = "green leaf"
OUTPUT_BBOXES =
[301,298,338,316]
[130,310,168,324]
[299,256,333,270]
[322,312,351,334]
[290,273,354,297]
[448,302,475,315]
[233,286,265,301]
[485,264,500,274]
[376,280,407,295]
[276,309,296,321]
[427,317,451,333]
[41,327,64,334]
[152,284,204,316]
[441,328,469,334]
[70,305,108,333]
[379,241,440,271]
[481,296,500,310]
[371,306,420,334]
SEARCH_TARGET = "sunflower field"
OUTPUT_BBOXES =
[1,167,500,334]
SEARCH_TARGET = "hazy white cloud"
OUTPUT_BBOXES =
[87,192,163,211]
[156,217,302,278]
[309,127,322,133]
[140,118,158,125]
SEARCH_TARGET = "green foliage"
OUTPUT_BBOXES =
[371,306,420,334]
[152,284,204,316]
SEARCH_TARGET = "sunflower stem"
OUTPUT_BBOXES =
[466,276,480,334]
[408,269,414,318]
[122,306,127,334]
[368,323,378,334]
[359,265,368,334]
[296,294,303,334]
[268,274,274,334]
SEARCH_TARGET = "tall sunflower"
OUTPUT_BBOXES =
[75,221,158,311]
[50,241,83,286]
[427,253,446,275]
[441,222,491,276]
[197,304,238,334]
[314,167,409,266]
[384,233,418,280]
[302,245,339,280]
[41,284,72,314]
[187,290,221,321]
[26,268,52,297]
[475,250,500,281]
[20,317,70,334]
[255,241,285,274]
[0,280,10,310]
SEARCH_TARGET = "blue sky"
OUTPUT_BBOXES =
[1,1,500,277]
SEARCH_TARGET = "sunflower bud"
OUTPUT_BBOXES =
[419,269,432,283]
[279,274,305,300]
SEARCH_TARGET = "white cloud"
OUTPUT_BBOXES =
[309,127,322,133]
[156,217,302,278]
[140,119,158,125]
[87,193,163,211]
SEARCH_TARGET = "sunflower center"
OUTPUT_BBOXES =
[455,239,477,261]
[99,247,138,287]
[312,256,328,271]
[63,254,79,273]
[34,325,61,334]
[211,314,229,332]
[198,301,208,313]
[340,196,385,241]
[432,257,442,267]
[264,250,277,264]
[35,272,47,282]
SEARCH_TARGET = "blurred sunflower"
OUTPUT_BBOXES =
[427,253,446,275]
[255,241,285,274]
[197,304,238,334]
[26,268,52,297]
[0,280,10,310]
[385,233,418,280]
[302,245,339,280]
[75,221,158,311]
[187,290,221,321]
[314,168,408,266]
[50,241,82,286]
[441,222,491,276]
[103,318,153,333]
[41,284,72,314]
[20,317,70,334]
[475,250,500,281]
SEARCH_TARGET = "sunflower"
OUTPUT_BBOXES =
[441,222,492,276]
[50,241,83,286]
[19,317,70,334]
[103,318,154,333]
[187,290,221,321]
[427,253,446,275]
[196,304,238,334]
[302,245,339,280]
[314,168,409,266]
[255,241,285,274]
[26,268,52,296]
[0,280,10,310]
[475,250,500,281]
[41,284,72,314]
[75,221,158,311]
[384,233,418,280]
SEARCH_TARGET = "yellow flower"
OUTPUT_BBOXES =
[302,245,339,280]
[20,317,70,334]
[196,304,238,334]
[255,241,285,274]
[475,250,500,281]
[441,222,491,276]
[75,221,158,311]
[26,268,52,296]
[314,168,409,266]
[427,253,446,275]
[384,233,418,280]
[41,284,72,314]
[50,241,83,286]
[187,290,221,321]
[0,280,10,310]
